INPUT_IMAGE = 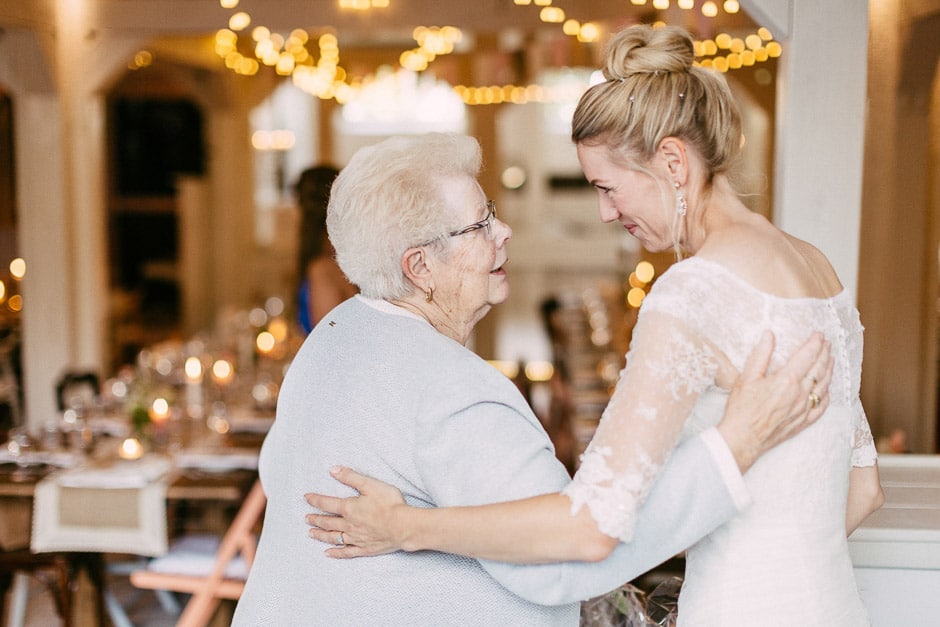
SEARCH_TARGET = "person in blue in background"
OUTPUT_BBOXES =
[294,164,357,334]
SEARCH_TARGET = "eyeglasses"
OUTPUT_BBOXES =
[447,200,497,241]
[414,201,498,248]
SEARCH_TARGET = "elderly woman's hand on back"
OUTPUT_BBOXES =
[718,330,833,474]
[305,466,407,558]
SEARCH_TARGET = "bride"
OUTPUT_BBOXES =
[305,24,884,626]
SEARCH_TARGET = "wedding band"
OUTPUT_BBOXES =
[809,392,820,409]
[337,532,345,547]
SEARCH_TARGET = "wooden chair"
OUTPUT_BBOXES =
[128,479,265,627]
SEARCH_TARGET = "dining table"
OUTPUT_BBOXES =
[0,413,270,627]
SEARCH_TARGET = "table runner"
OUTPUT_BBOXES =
[31,456,172,556]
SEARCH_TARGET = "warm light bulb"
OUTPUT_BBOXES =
[251,130,272,150]
[501,166,527,190]
[539,7,565,23]
[184,356,203,381]
[228,11,251,31]
[276,53,295,75]
[9,258,25,279]
[524,361,555,382]
[636,261,656,283]
[578,22,600,43]
[119,437,145,460]
[211,359,234,385]
[487,360,520,379]
[627,287,646,308]
[256,331,276,354]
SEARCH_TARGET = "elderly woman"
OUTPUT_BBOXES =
[234,132,830,625]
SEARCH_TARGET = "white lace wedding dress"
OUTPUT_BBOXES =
[563,256,876,626]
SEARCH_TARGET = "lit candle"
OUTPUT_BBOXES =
[119,437,144,460]
[184,356,204,415]
[255,331,276,356]
[210,359,234,387]
[149,397,170,423]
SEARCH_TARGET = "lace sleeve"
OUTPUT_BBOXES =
[851,397,877,467]
[562,307,718,542]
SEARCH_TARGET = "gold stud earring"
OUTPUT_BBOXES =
[425,287,434,303]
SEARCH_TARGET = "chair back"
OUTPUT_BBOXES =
[55,371,100,412]
[129,479,266,627]
[201,479,266,583]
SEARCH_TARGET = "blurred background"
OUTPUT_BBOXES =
[0,0,937,456]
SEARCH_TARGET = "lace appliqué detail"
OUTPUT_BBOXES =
[563,444,661,541]
[563,326,718,541]
[646,335,718,402]
[851,397,878,467]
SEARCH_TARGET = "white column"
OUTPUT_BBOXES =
[15,93,73,428]
[748,0,869,298]
[67,95,110,371]
[54,3,146,376]
[1,11,145,429]
[0,25,73,429]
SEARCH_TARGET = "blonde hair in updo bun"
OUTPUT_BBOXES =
[572,24,742,177]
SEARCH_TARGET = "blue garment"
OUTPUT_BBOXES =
[297,278,313,334]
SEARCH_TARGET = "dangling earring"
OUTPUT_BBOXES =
[425,287,434,303]
[674,181,688,216]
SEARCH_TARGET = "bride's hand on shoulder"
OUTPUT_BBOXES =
[305,466,409,558]
[719,331,834,472]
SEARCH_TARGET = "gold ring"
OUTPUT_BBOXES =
[809,392,820,409]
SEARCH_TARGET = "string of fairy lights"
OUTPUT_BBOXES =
[127,0,783,105]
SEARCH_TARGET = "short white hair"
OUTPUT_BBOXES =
[327,133,483,299]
